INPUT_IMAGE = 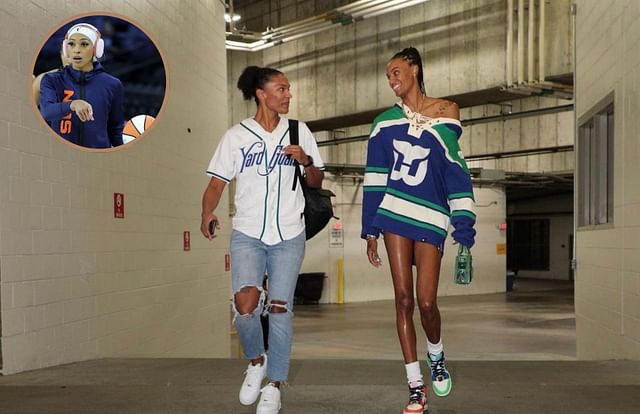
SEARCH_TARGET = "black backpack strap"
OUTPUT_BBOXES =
[289,119,303,192]
[289,119,299,146]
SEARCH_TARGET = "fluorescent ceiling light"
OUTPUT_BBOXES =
[224,13,241,23]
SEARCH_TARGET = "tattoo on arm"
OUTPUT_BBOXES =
[436,101,452,116]
[436,101,456,116]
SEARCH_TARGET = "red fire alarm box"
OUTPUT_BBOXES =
[184,231,191,251]
[114,193,124,218]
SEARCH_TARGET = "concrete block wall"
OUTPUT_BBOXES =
[225,0,575,302]
[0,0,231,374]
[228,1,437,122]
[228,0,576,177]
[228,0,573,302]
[228,0,573,124]
[575,0,640,359]
[465,96,574,173]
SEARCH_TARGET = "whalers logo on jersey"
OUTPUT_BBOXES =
[390,140,431,186]
[240,142,296,175]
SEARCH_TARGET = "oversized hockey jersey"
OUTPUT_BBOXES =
[361,103,476,249]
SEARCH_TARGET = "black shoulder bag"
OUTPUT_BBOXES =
[289,119,336,240]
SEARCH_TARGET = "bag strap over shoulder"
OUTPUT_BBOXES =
[289,119,299,146]
[289,119,304,192]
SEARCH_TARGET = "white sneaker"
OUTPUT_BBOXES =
[256,383,281,414]
[239,355,267,405]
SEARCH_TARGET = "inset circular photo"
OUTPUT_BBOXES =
[32,13,167,151]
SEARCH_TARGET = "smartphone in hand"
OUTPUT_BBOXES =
[208,220,217,236]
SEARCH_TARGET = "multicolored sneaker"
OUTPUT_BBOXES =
[427,352,452,397]
[403,381,427,414]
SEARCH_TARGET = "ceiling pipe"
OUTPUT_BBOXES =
[528,0,535,83]
[267,0,407,39]
[517,0,525,84]
[279,24,343,44]
[262,0,362,35]
[256,0,386,35]
[264,12,333,35]
[240,0,385,36]
[226,0,430,52]
[360,0,428,19]
[506,0,514,86]
[539,0,546,82]
[336,0,391,16]
[265,0,387,36]
[266,20,335,39]
[229,0,383,47]
[355,0,413,17]
[503,0,570,98]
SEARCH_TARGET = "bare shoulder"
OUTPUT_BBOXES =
[432,99,459,119]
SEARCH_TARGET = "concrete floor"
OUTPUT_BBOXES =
[1,279,639,413]
[290,278,577,361]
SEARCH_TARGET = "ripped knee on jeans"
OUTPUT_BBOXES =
[265,299,289,314]
[232,285,265,318]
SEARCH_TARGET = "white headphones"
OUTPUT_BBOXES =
[62,23,104,59]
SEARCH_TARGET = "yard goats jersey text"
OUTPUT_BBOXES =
[207,116,325,245]
[361,103,476,249]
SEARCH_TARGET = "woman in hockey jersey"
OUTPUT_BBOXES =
[361,47,476,414]
[39,23,124,149]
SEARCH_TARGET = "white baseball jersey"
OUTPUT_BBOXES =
[206,116,325,245]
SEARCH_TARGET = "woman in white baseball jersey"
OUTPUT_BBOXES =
[200,66,324,414]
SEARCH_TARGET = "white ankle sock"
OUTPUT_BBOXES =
[405,361,423,384]
[427,338,443,357]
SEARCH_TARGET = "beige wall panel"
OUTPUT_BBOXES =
[376,7,400,107]
[315,30,337,120]
[355,18,379,113]
[0,0,231,374]
[335,25,357,118]
[574,0,640,349]
[469,106,488,155]
[520,98,539,150]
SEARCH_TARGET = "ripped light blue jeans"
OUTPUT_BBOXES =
[231,229,305,382]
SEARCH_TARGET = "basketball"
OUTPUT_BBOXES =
[122,114,155,143]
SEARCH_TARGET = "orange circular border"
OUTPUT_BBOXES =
[29,11,170,153]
